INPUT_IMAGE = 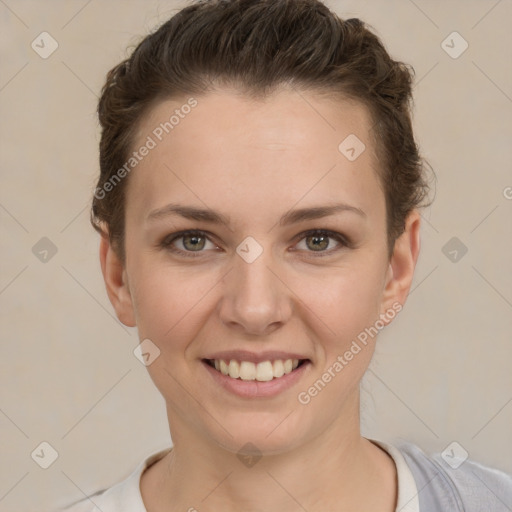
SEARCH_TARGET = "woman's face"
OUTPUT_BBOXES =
[101,87,419,454]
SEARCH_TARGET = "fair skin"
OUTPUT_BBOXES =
[100,87,420,512]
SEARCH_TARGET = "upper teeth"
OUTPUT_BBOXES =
[212,359,300,381]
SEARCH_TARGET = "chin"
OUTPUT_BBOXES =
[207,411,314,457]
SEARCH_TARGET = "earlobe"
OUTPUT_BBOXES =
[380,210,421,321]
[99,234,137,327]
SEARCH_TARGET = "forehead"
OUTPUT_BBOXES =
[125,88,384,228]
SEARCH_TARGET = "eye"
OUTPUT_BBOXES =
[160,228,350,259]
[160,230,219,257]
[294,229,349,256]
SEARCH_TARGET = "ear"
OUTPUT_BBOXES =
[99,233,136,327]
[379,210,421,321]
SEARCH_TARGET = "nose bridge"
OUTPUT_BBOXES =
[219,236,290,334]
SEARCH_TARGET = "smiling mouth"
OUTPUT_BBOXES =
[204,358,309,382]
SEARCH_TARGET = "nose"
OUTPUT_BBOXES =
[218,243,292,336]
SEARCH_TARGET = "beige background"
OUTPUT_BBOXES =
[1,0,511,510]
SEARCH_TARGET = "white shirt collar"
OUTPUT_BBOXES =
[371,439,420,512]
[63,442,419,512]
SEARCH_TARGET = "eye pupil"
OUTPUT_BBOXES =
[183,234,205,251]
[307,234,329,251]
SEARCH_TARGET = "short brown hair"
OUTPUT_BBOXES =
[92,0,433,263]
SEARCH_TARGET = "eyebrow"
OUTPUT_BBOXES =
[146,202,366,227]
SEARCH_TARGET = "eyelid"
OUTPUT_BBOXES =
[291,228,351,255]
[161,229,220,258]
[160,228,351,257]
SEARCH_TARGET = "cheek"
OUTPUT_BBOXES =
[129,255,386,341]
[303,269,386,402]
[297,260,386,339]
[128,259,220,345]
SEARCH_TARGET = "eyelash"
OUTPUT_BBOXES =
[159,229,351,259]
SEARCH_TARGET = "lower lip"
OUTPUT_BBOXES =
[202,360,311,398]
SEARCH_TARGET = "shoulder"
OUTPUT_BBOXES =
[57,488,110,512]
[57,479,138,512]
[56,448,172,512]
[396,441,512,512]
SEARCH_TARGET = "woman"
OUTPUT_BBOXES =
[62,0,512,510]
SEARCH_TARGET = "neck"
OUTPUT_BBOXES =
[140,397,397,512]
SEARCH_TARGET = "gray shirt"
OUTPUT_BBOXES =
[398,441,512,511]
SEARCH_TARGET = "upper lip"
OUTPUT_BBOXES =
[202,350,310,364]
